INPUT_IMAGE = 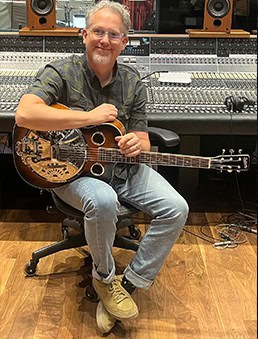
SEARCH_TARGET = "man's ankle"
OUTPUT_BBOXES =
[121,276,136,294]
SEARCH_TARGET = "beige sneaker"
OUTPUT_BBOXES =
[96,276,124,334]
[96,300,116,334]
[93,275,139,320]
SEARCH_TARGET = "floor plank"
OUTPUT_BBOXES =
[0,211,256,338]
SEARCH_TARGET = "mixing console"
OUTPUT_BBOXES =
[0,48,257,135]
[145,71,256,109]
[0,70,36,112]
[149,54,256,72]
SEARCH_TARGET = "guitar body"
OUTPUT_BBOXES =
[12,103,250,190]
[13,119,125,189]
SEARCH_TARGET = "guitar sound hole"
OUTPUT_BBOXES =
[90,163,104,177]
[92,132,105,146]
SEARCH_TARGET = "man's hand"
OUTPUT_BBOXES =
[90,103,118,124]
[115,133,142,157]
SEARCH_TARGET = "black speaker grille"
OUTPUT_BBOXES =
[30,0,55,16]
[207,0,231,18]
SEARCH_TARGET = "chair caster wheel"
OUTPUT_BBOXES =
[24,260,38,276]
[128,224,141,240]
[85,285,99,302]
[62,226,69,239]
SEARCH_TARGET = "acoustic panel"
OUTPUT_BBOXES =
[0,2,12,30]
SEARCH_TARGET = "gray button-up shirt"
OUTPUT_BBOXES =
[26,53,148,180]
[26,53,148,133]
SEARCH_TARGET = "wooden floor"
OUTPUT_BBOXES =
[0,210,256,339]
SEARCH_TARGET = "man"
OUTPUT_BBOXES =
[16,0,189,334]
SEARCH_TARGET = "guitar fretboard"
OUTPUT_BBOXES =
[99,148,211,169]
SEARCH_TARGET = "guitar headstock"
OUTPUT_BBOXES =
[210,149,250,173]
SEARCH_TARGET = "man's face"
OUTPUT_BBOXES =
[82,9,128,68]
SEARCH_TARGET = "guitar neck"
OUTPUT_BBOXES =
[99,148,211,169]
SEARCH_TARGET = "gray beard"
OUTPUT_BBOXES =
[92,52,112,65]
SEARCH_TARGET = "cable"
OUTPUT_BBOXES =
[223,95,256,215]
[183,213,254,249]
[183,227,215,244]
[213,241,237,249]
[238,210,257,224]
[215,223,248,245]
[238,225,257,234]
[184,226,238,249]
[220,211,257,227]
[141,70,168,81]
[200,223,222,242]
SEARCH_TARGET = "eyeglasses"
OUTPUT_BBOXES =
[88,27,125,41]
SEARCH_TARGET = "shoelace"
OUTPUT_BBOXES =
[108,280,128,304]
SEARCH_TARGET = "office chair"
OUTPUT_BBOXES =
[24,126,180,299]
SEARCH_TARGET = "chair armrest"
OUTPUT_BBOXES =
[148,127,180,148]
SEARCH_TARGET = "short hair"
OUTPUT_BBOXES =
[85,0,131,36]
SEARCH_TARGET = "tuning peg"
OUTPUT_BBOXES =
[222,149,225,154]
[229,149,234,154]
[238,149,243,154]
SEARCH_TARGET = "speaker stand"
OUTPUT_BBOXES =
[186,29,250,38]
[19,27,80,36]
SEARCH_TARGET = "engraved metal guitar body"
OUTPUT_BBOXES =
[12,104,250,190]
[13,119,125,189]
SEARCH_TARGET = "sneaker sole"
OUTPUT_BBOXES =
[96,301,116,334]
[105,306,139,321]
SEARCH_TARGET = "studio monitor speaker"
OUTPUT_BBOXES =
[26,0,56,30]
[203,0,233,32]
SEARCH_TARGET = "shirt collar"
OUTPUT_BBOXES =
[82,53,119,88]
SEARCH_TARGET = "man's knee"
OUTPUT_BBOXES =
[82,187,119,217]
[161,196,189,229]
[175,197,189,226]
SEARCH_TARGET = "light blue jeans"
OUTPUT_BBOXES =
[54,164,189,289]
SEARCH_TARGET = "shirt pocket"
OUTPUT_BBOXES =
[69,94,94,111]
[67,82,94,110]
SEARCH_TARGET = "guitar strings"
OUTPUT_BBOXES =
[57,147,245,168]
[57,147,216,168]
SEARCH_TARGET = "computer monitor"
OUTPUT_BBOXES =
[73,14,85,29]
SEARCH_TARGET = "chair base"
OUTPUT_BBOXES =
[24,232,139,276]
